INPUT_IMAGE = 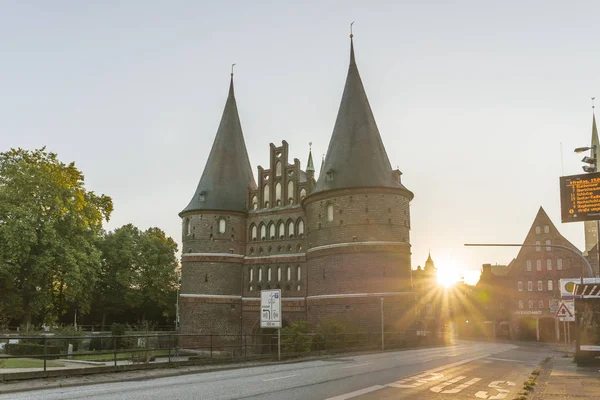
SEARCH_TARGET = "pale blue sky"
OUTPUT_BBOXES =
[2,1,600,283]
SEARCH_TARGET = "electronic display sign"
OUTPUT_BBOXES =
[560,172,600,223]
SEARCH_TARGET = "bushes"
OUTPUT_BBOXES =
[4,343,61,358]
[281,321,311,354]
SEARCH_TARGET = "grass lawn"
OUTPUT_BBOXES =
[0,359,64,368]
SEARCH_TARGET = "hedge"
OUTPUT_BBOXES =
[4,343,61,359]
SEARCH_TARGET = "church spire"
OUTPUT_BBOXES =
[180,72,257,215]
[307,142,315,172]
[313,31,412,197]
[591,100,599,158]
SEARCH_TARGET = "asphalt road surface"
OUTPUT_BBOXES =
[0,341,552,400]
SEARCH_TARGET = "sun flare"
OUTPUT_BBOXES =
[436,262,461,288]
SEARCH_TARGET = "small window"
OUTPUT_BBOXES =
[518,281,523,291]
[258,268,263,281]
[528,281,533,291]
[537,280,543,291]
[546,259,552,271]
[218,218,226,234]
[260,225,267,241]
[287,266,291,281]
[535,226,541,234]
[263,185,270,208]
[545,240,551,251]
[249,285,253,292]
[252,195,258,210]
[277,267,282,281]
[297,266,302,280]
[538,299,544,309]
[536,259,542,271]
[557,258,563,270]
[548,280,553,291]
[296,284,301,291]
[326,169,334,181]
[249,268,253,282]
[251,225,257,241]
[184,218,191,236]
[268,267,272,281]
[297,220,304,237]
[518,300,524,309]
[300,188,307,200]
[276,161,282,176]
[526,260,532,272]
[327,203,334,222]
[269,223,276,240]
[275,182,282,204]
[199,192,206,202]
[288,221,295,238]
[528,300,534,309]
[288,181,294,204]
[535,241,541,251]
[544,225,550,233]
[278,222,285,239]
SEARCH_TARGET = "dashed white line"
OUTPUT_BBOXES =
[342,362,373,369]
[262,374,299,381]
[325,385,385,400]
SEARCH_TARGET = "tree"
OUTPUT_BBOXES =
[0,148,112,327]
[95,225,179,327]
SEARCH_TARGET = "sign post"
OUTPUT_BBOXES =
[556,300,575,356]
[260,289,282,361]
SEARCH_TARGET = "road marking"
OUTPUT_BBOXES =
[430,375,467,393]
[325,385,385,400]
[441,377,482,394]
[487,357,525,363]
[475,381,516,399]
[262,374,298,381]
[342,362,372,369]
[388,372,444,388]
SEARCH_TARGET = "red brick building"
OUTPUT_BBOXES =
[178,35,415,340]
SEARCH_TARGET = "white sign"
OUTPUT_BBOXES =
[513,310,542,315]
[556,300,575,322]
[260,289,281,328]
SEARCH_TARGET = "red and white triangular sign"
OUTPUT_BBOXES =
[555,302,573,318]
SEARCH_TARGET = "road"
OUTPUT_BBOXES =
[0,341,552,400]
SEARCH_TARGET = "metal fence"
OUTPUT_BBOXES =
[0,330,443,377]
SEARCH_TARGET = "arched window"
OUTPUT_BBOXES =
[287,266,291,281]
[277,267,282,281]
[260,224,266,241]
[252,196,258,210]
[269,223,276,240]
[526,260,532,271]
[263,185,270,208]
[297,266,301,280]
[546,259,552,270]
[545,240,551,251]
[258,268,262,281]
[218,218,226,234]
[251,225,257,241]
[327,203,334,222]
[276,161,282,176]
[184,218,191,236]
[535,226,541,234]
[518,300,524,309]
[297,219,304,237]
[535,241,541,251]
[300,188,307,200]
[278,221,285,239]
[275,182,282,205]
[268,267,272,281]
[287,180,294,204]
[288,220,295,238]
[544,225,550,233]
[536,259,542,271]
[557,258,563,270]
[249,267,253,282]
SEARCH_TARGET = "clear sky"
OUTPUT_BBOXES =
[2,1,600,284]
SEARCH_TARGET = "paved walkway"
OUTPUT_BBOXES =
[533,355,600,399]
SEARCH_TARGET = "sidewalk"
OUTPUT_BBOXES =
[533,354,600,399]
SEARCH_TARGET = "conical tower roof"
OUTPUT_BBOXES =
[307,145,315,172]
[180,76,256,215]
[314,36,412,196]
[591,112,599,153]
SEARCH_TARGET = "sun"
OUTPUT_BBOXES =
[436,263,461,288]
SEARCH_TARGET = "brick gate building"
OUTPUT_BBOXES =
[178,35,415,339]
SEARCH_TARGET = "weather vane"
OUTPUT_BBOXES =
[350,21,355,38]
[231,63,236,77]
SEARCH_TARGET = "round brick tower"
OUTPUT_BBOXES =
[179,75,256,343]
[304,36,415,331]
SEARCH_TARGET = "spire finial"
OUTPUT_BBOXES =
[309,141,312,151]
[593,96,596,111]
[350,21,354,38]
[231,63,236,77]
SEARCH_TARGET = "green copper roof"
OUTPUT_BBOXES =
[180,77,256,215]
[314,37,412,196]
[307,148,315,172]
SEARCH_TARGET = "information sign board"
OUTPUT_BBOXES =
[555,300,575,322]
[560,172,600,223]
[260,289,281,328]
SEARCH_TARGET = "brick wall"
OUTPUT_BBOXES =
[181,211,247,254]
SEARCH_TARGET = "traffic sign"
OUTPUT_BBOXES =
[555,300,575,322]
[260,289,281,328]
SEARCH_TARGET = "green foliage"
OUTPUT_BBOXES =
[281,321,311,354]
[0,147,112,326]
[4,343,61,358]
